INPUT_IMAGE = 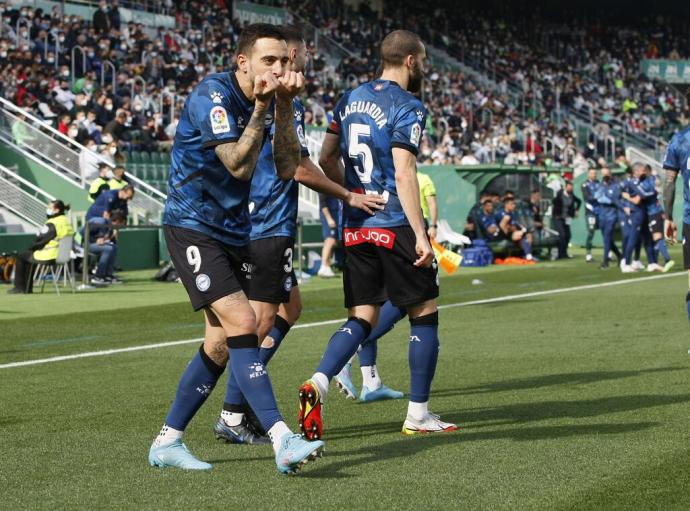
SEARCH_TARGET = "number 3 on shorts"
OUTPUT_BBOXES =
[284,247,293,273]
[186,245,201,273]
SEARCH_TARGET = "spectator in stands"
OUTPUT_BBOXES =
[86,184,134,224]
[417,171,438,239]
[92,0,110,35]
[318,193,340,278]
[88,163,111,203]
[104,109,131,146]
[552,180,582,259]
[108,165,128,190]
[79,138,102,180]
[8,199,74,294]
[89,209,125,286]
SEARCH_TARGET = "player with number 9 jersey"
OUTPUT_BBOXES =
[328,81,427,229]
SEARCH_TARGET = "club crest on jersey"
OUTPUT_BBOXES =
[265,113,274,127]
[410,123,421,146]
[195,273,211,292]
[284,277,292,292]
[210,91,223,104]
[416,109,424,121]
[294,109,302,122]
[210,106,230,134]
[296,125,306,146]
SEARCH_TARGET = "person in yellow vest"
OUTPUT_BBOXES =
[88,163,112,203]
[9,200,75,294]
[418,171,438,239]
[107,165,129,191]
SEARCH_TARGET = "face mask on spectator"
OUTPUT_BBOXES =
[195,66,204,74]
[47,57,54,63]
[61,70,69,77]
[0,51,6,58]
[58,35,65,43]
[109,147,117,155]
[46,207,56,217]
[68,127,78,137]
[20,31,28,38]
[105,103,113,111]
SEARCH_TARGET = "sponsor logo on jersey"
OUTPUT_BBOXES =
[410,123,421,146]
[343,227,396,249]
[241,262,254,274]
[210,91,223,104]
[210,106,230,134]
[195,273,211,292]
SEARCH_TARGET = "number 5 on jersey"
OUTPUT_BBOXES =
[348,123,373,184]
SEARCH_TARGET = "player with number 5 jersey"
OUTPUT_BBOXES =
[297,30,457,440]
[662,124,690,325]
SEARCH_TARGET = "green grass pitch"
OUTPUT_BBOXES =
[2,250,690,509]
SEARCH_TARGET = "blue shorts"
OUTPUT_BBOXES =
[320,207,339,240]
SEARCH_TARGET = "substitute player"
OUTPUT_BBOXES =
[215,26,386,443]
[297,30,457,439]
[662,125,690,322]
[148,23,323,474]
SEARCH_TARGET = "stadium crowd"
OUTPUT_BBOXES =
[3,0,688,174]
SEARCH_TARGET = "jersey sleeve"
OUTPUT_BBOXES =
[326,91,350,136]
[663,135,682,171]
[190,84,239,149]
[391,100,427,156]
[419,174,436,197]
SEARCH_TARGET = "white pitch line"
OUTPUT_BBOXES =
[0,272,681,370]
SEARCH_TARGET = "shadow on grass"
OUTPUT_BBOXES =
[434,367,687,396]
[302,421,659,479]
[328,391,690,440]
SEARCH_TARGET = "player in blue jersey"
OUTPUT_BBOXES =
[636,164,674,272]
[595,171,623,269]
[297,30,457,439]
[582,168,600,262]
[214,26,389,443]
[663,125,690,323]
[148,24,324,474]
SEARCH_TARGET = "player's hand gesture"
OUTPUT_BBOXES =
[345,192,386,215]
[665,219,678,244]
[414,235,434,268]
[254,71,279,105]
[276,71,305,101]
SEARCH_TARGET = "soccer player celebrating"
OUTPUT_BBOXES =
[662,125,690,321]
[298,30,457,438]
[148,23,323,473]
[215,26,386,443]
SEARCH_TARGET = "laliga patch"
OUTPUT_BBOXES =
[195,273,211,292]
[296,125,306,147]
[410,123,421,146]
[210,106,230,135]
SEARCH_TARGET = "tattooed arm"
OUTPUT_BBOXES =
[214,102,269,182]
[272,98,300,180]
[664,169,678,220]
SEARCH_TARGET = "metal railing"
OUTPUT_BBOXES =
[289,11,355,65]
[0,97,166,223]
[0,164,55,227]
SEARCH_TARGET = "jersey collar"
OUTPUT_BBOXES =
[230,71,253,107]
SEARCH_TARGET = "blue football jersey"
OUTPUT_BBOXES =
[662,126,690,224]
[329,79,427,228]
[163,72,272,246]
[621,177,642,213]
[249,99,309,240]
[636,176,663,215]
[582,179,601,216]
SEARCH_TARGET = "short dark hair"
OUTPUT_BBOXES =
[380,30,424,68]
[236,23,285,56]
[280,25,304,45]
[110,210,126,223]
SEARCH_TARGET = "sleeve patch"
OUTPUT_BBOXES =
[410,123,422,146]
[210,106,230,135]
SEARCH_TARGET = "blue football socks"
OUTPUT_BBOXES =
[408,312,440,403]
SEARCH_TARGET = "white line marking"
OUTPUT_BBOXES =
[0,272,681,370]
